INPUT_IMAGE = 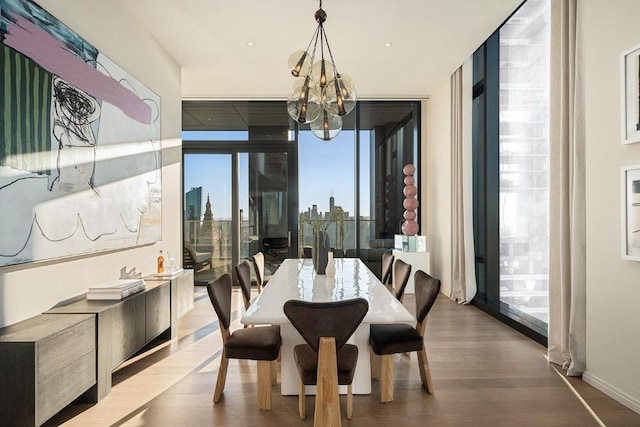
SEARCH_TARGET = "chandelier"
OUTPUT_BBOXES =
[286,0,357,141]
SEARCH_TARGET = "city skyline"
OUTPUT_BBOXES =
[183,129,371,221]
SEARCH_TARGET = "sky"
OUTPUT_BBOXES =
[182,130,371,221]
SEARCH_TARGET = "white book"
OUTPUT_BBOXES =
[87,278,144,292]
[87,282,146,300]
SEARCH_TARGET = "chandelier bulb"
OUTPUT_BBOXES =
[298,101,308,123]
[335,80,346,115]
[291,52,308,77]
[319,61,327,88]
[323,112,330,140]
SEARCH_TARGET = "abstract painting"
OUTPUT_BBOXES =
[621,43,640,144]
[0,0,161,267]
[622,165,640,261]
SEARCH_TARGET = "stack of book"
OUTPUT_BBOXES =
[87,278,146,300]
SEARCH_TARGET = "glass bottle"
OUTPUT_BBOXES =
[157,250,165,274]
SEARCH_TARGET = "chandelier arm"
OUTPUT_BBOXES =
[322,29,340,75]
[319,25,326,61]
[307,25,321,76]
[304,25,321,56]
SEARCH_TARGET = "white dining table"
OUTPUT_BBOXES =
[241,257,415,395]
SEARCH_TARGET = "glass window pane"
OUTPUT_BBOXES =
[298,130,355,256]
[183,154,232,279]
[498,0,550,324]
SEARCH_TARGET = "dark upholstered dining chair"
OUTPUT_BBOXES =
[283,298,369,423]
[381,251,394,286]
[252,252,270,293]
[392,258,412,303]
[369,270,441,403]
[207,274,281,410]
[234,260,253,311]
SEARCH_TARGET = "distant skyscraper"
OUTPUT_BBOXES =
[200,194,218,253]
[185,187,202,220]
[329,195,335,212]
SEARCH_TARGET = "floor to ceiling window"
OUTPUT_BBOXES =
[472,0,550,343]
[182,101,420,284]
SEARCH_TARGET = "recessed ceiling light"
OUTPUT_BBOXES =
[247,41,254,47]
[385,42,392,47]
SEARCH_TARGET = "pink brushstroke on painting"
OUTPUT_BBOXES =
[2,11,152,125]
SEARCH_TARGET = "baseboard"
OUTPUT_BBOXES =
[583,371,640,415]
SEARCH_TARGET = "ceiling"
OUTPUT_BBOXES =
[120,0,523,100]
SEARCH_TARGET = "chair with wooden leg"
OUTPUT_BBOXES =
[369,270,440,403]
[206,274,281,410]
[234,260,253,310]
[283,298,369,423]
[381,251,394,287]
[392,258,412,303]
[252,252,271,293]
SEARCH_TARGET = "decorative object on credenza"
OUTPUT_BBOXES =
[622,164,640,261]
[0,0,161,268]
[119,266,142,279]
[286,0,357,141]
[621,43,640,144]
[394,234,427,253]
[402,163,419,236]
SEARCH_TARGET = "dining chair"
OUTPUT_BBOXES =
[283,298,369,423]
[234,260,253,310]
[369,270,440,403]
[392,258,412,303]
[252,252,270,293]
[381,251,394,286]
[207,274,281,410]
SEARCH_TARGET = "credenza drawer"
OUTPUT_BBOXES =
[37,349,96,426]
[38,315,95,381]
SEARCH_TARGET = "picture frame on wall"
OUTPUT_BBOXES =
[621,165,640,261]
[621,44,640,144]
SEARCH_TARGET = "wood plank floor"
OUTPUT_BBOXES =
[45,286,640,427]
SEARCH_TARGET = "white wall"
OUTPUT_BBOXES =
[580,0,640,413]
[0,1,182,328]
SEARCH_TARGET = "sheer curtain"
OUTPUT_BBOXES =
[548,0,586,376]
[450,60,477,304]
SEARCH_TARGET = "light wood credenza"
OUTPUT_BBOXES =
[0,313,96,426]
[0,269,194,426]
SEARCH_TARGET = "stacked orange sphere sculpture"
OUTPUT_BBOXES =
[401,164,419,236]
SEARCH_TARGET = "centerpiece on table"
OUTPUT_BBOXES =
[299,206,345,274]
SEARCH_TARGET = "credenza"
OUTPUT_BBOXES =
[0,313,96,426]
[0,269,194,426]
[45,280,171,402]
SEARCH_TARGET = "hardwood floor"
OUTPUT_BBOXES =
[45,286,640,426]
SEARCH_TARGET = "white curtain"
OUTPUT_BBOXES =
[548,0,586,377]
[450,60,477,304]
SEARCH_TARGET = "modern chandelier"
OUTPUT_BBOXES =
[286,0,357,141]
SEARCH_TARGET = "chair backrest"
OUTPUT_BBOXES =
[394,259,412,301]
[234,260,252,309]
[381,251,394,285]
[283,298,369,354]
[207,273,233,331]
[252,252,265,286]
[414,270,441,324]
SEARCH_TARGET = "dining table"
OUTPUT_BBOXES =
[241,257,415,395]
